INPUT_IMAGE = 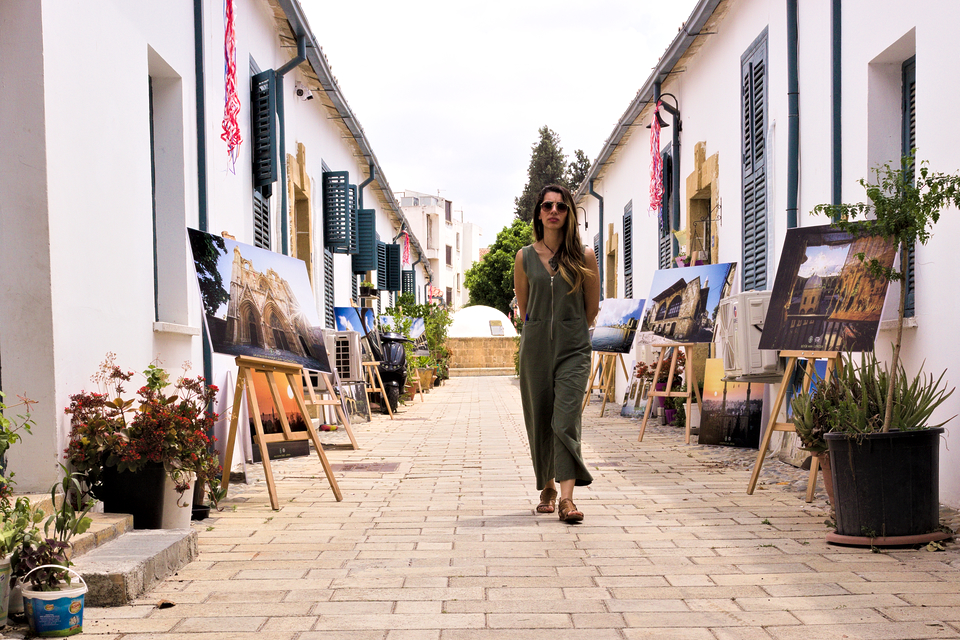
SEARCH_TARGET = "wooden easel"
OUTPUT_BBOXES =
[221,355,343,509]
[301,369,359,449]
[637,344,703,444]
[747,350,840,501]
[362,361,394,419]
[582,351,629,417]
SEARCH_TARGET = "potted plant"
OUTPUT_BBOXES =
[790,368,840,507]
[359,280,375,297]
[0,392,36,481]
[812,157,960,543]
[411,355,437,391]
[15,466,94,637]
[64,355,221,529]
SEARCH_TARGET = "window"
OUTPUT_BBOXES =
[446,287,453,306]
[623,201,634,298]
[667,295,682,318]
[741,29,769,292]
[351,208,377,273]
[902,55,916,317]
[445,201,452,223]
[456,273,461,292]
[322,171,354,253]
[402,269,415,296]
[456,233,460,252]
[446,245,453,267]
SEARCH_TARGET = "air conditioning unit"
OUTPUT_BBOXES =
[716,291,781,378]
[322,330,363,382]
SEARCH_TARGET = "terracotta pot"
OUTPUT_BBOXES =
[816,451,835,506]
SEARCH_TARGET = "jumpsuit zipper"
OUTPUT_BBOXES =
[550,274,555,340]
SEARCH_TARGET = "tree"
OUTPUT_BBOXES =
[514,126,591,221]
[463,219,532,315]
[566,149,591,193]
[188,231,231,317]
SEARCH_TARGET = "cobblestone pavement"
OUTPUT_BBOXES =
[58,376,960,639]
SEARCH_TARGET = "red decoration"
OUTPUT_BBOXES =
[220,0,242,173]
[649,101,664,221]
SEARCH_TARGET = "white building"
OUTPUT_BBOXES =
[397,190,481,308]
[0,0,429,491]
[575,0,960,506]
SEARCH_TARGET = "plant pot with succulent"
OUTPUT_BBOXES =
[790,371,838,508]
[812,157,960,545]
[65,355,222,530]
[411,355,437,391]
[360,281,375,297]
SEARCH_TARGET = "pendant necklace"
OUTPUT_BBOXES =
[544,241,560,272]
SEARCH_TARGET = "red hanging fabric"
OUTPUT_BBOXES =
[400,231,411,265]
[649,101,664,224]
[220,0,242,173]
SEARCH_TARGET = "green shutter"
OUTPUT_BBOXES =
[376,240,388,290]
[659,151,674,269]
[623,201,633,298]
[741,33,768,291]
[324,248,334,329]
[593,233,600,269]
[348,184,359,255]
[251,71,276,187]
[402,269,415,295]
[253,188,270,250]
[386,243,402,291]
[902,56,917,317]
[351,208,377,273]
[323,171,352,253]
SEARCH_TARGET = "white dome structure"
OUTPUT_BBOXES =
[449,305,518,338]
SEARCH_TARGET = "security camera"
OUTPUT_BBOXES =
[295,81,313,101]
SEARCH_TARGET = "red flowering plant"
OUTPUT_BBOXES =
[634,349,685,387]
[65,354,222,506]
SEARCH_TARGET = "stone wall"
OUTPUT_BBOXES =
[448,337,517,375]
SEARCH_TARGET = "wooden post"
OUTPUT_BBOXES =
[301,370,359,449]
[746,350,839,500]
[220,356,343,510]
[362,361,394,419]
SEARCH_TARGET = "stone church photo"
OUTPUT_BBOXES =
[188,229,331,373]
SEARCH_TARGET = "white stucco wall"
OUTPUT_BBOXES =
[577,0,960,507]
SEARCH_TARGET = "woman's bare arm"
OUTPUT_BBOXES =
[582,247,601,327]
[514,249,529,322]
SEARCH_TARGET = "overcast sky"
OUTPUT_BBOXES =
[301,0,700,244]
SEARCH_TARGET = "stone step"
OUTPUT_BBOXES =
[450,368,514,377]
[71,528,198,606]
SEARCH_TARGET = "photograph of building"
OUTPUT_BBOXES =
[640,263,736,343]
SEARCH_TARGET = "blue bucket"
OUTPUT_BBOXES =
[21,566,87,637]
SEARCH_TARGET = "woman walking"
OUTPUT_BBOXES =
[514,184,600,523]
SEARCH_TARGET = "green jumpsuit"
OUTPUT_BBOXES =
[518,245,594,490]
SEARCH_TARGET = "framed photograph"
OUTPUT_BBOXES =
[758,224,896,352]
[640,263,737,344]
[698,358,764,448]
[188,229,331,373]
[591,298,646,353]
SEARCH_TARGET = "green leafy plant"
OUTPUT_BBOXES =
[64,354,222,504]
[813,156,960,432]
[14,465,94,591]
[0,392,37,498]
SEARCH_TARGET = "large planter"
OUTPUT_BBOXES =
[0,555,11,626]
[96,462,167,529]
[825,428,949,546]
[416,368,435,391]
[816,451,835,507]
[161,473,195,529]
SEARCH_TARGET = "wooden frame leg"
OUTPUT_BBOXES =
[220,372,247,496]
[244,367,280,510]
[747,356,797,495]
[287,372,343,502]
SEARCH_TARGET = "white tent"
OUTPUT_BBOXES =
[449,305,518,338]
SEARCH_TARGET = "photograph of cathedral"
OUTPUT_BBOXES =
[758,224,897,352]
[640,263,736,344]
[188,229,331,373]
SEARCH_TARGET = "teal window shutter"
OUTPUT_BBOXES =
[324,248,334,329]
[251,71,276,187]
[659,151,673,269]
[323,171,352,253]
[386,244,401,291]
[741,32,769,291]
[351,209,377,273]
[593,233,600,268]
[376,240,388,290]
[623,201,633,298]
[902,56,916,317]
[252,188,270,250]
[348,184,359,255]
[402,269,415,295]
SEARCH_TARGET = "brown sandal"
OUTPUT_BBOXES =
[558,498,583,523]
[536,487,557,513]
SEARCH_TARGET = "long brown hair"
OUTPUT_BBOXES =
[532,184,594,294]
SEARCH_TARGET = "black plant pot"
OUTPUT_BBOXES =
[96,462,166,529]
[826,428,945,544]
[192,504,211,521]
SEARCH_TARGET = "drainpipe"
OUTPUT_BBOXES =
[275,35,307,255]
[831,0,842,207]
[588,179,603,299]
[411,255,423,303]
[786,0,800,229]
[193,0,213,392]
[358,161,375,209]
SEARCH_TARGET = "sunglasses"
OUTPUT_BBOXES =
[540,201,569,213]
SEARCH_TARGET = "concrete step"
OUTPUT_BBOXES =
[450,367,514,376]
[71,528,198,606]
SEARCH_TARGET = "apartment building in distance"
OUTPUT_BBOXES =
[397,190,481,308]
